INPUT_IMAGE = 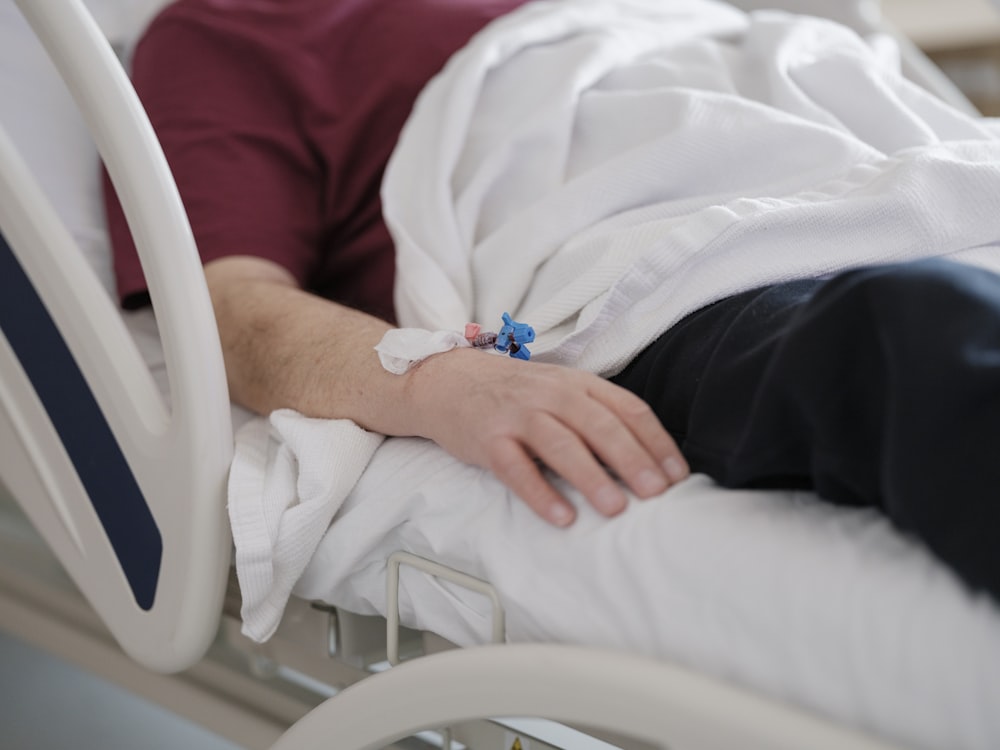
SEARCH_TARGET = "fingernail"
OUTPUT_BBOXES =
[664,456,689,483]
[549,503,575,527]
[636,468,668,497]
[595,485,626,515]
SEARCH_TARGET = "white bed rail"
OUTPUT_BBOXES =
[0,0,232,672]
[269,644,901,750]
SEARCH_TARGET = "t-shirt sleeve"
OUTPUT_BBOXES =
[103,12,323,308]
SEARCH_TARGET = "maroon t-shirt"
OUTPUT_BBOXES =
[105,0,527,322]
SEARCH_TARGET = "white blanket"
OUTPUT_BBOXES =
[228,0,1000,641]
[385,0,1000,374]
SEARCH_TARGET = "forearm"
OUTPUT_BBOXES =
[204,256,415,435]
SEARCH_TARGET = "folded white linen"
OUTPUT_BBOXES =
[228,411,383,641]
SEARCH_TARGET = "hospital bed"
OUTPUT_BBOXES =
[1,0,999,748]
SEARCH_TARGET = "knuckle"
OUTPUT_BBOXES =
[538,433,587,466]
[523,410,551,434]
[589,409,625,437]
[618,394,655,422]
[542,385,574,413]
[536,438,577,474]
[487,440,547,493]
[488,447,524,481]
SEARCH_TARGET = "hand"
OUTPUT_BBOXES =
[404,347,689,526]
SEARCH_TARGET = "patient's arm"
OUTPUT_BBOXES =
[205,256,689,527]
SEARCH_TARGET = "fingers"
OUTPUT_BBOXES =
[589,381,690,486]
[555,394,668,501]
[414,349,689,527]
[488,436,577,526]
[524,413,631,516]
[490,390,686,526]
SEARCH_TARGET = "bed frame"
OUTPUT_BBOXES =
[0,0,989,747]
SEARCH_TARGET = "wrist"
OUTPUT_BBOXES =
[398,345,478,439]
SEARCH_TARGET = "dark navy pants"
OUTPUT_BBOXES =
[612,258,1000,601]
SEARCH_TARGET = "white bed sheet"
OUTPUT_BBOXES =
[296,435,1000,750]
[72,303,1000,750]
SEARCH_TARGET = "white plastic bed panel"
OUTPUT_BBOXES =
[0,0,232,672]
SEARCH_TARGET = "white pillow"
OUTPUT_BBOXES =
[0,0,169,297]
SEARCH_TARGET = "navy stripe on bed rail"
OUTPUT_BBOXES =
[0,231,161,610]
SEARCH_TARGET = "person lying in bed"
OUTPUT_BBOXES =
[104,0,1000,604]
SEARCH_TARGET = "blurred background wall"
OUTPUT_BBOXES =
[883,0,1000,114]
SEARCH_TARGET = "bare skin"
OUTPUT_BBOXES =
[205,255,690,526]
